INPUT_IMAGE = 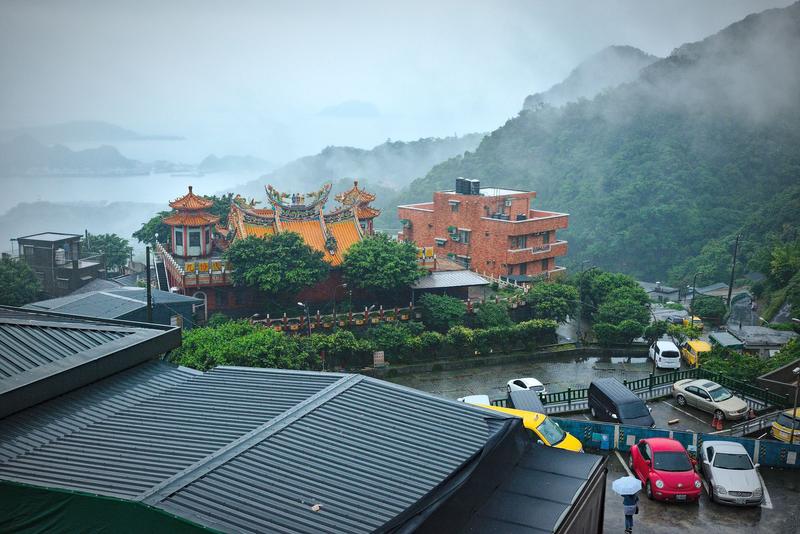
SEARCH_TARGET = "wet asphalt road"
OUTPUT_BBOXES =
[387,353,663,400]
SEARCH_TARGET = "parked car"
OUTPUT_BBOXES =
[588,378,655,428]
[683,315,704,330]
[672,379,749,420]
[700,440,763,506]
[629,438,702,502]
[457,394,491,405]
[667,315,685,325]
[479,404,583,452]
[680,339,711,367]
[507,377,547,396]
[771,408,800,443]
[649,340,681,370]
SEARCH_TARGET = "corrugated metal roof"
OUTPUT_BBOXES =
[0,362,510,534]
[0,306,181,419]
[0,361,199,463]
[0,367,342,498]
[24,288,200,319]
[412,270,490,290]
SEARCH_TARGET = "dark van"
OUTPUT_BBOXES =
[508,388,546,414]
[588,377,655,427]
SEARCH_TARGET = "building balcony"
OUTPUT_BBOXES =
[507,240,568,262]
[156,242,234,289]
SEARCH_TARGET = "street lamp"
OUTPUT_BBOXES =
[332,283,348,319]
[297,302,312,336]
[791,367,800,445]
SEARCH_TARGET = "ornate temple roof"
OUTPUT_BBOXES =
[169,186,214,211]
[335,180,380,219]
[162,212,220,227]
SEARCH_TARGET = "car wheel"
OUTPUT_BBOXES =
[676,394,686,406]
[645,480,653,500]
[714,409,725,420]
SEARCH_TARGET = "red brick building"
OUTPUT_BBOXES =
[397,178,568,279]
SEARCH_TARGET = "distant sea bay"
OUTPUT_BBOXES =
[0,171,260,215]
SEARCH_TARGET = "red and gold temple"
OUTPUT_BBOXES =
[156,181,379,316]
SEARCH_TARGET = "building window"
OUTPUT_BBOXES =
[543,231,550,245]
[205,228,210,246]
[23,245,34,259]
[189,231,201,247]
[449,201,460,213]
[458,229,471,244]
[511,235,527,249]
[541,258,549,271]
[507,265,513,276]
[175,230,183,246]
[519,262,527,276]
[435,238,447,247]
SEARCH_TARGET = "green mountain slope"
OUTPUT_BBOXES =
[399,2,800,282]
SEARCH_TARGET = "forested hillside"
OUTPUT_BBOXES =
[399,2,800,284]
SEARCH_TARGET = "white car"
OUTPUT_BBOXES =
[649,340,681,369]
[507,377,547,397]
[457,394,491,405]
[700,440,763,506]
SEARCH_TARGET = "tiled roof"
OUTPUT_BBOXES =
[243,222,275,238]
[169,186,214,210]
[356,205,380,219]
[282,219,331,260]
[327,219,362,266]
[162,212,220,226]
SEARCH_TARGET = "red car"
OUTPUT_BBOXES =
[629,438,702,502]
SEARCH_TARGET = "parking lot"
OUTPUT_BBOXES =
[602,449,800,533]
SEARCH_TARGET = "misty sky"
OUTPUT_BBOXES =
[0,0,793,164]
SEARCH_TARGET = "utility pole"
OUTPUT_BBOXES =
[690,272,703,323]
[146,246,153,323]
[727,234,741,308]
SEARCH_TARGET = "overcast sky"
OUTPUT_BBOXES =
[0,0,792,163]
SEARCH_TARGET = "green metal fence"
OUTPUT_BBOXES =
[540,368,791,408]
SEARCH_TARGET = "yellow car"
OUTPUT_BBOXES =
[771,408,800,443]
[683,315,704,330]
[680,339,711,367]
[478,404,583,452]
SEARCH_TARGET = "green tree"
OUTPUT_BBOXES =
[224,233,328,304]
[419,293,466,333]
[473,302,512,328]
[643,320,669,346]
[666,323,702,346]
[342,234,424,294]
[525,282,578,323]
[0,257,41,306]
[83,233,133,273]
[133,211,172,245]
[207,193,233,226]
[171,320,320,371]
[691,295,727,321]
[596,298,649,326]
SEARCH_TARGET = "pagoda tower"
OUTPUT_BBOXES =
[162,186,219,258]
[334,180,380,235]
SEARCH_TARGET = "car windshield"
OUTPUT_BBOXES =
[619,402,650,419]
[708,387,733,402]
[536,416,566,445]
[653,451,692,472]
[661,350,679,358]
[713,453,753,470]
[776,414,799,428]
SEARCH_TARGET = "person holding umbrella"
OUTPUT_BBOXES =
[612,475,641,533]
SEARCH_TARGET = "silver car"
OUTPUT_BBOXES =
[700,440,763,506]
[672,379,749,420]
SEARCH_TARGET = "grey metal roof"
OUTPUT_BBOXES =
[727,326,797,347]
[15,232,81,242]
[709,331,744,347]
[0,363,511,533]
[0,306,181,419]
[69,277,126,295]
[25,287,201,319]
[0,360,199,463]
[412,269,489,290]
[696,282,729,294]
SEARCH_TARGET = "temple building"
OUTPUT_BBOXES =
[397,178,569,280]
[155,181,379,317]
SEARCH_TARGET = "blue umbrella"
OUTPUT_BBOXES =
[612,476,642,495]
